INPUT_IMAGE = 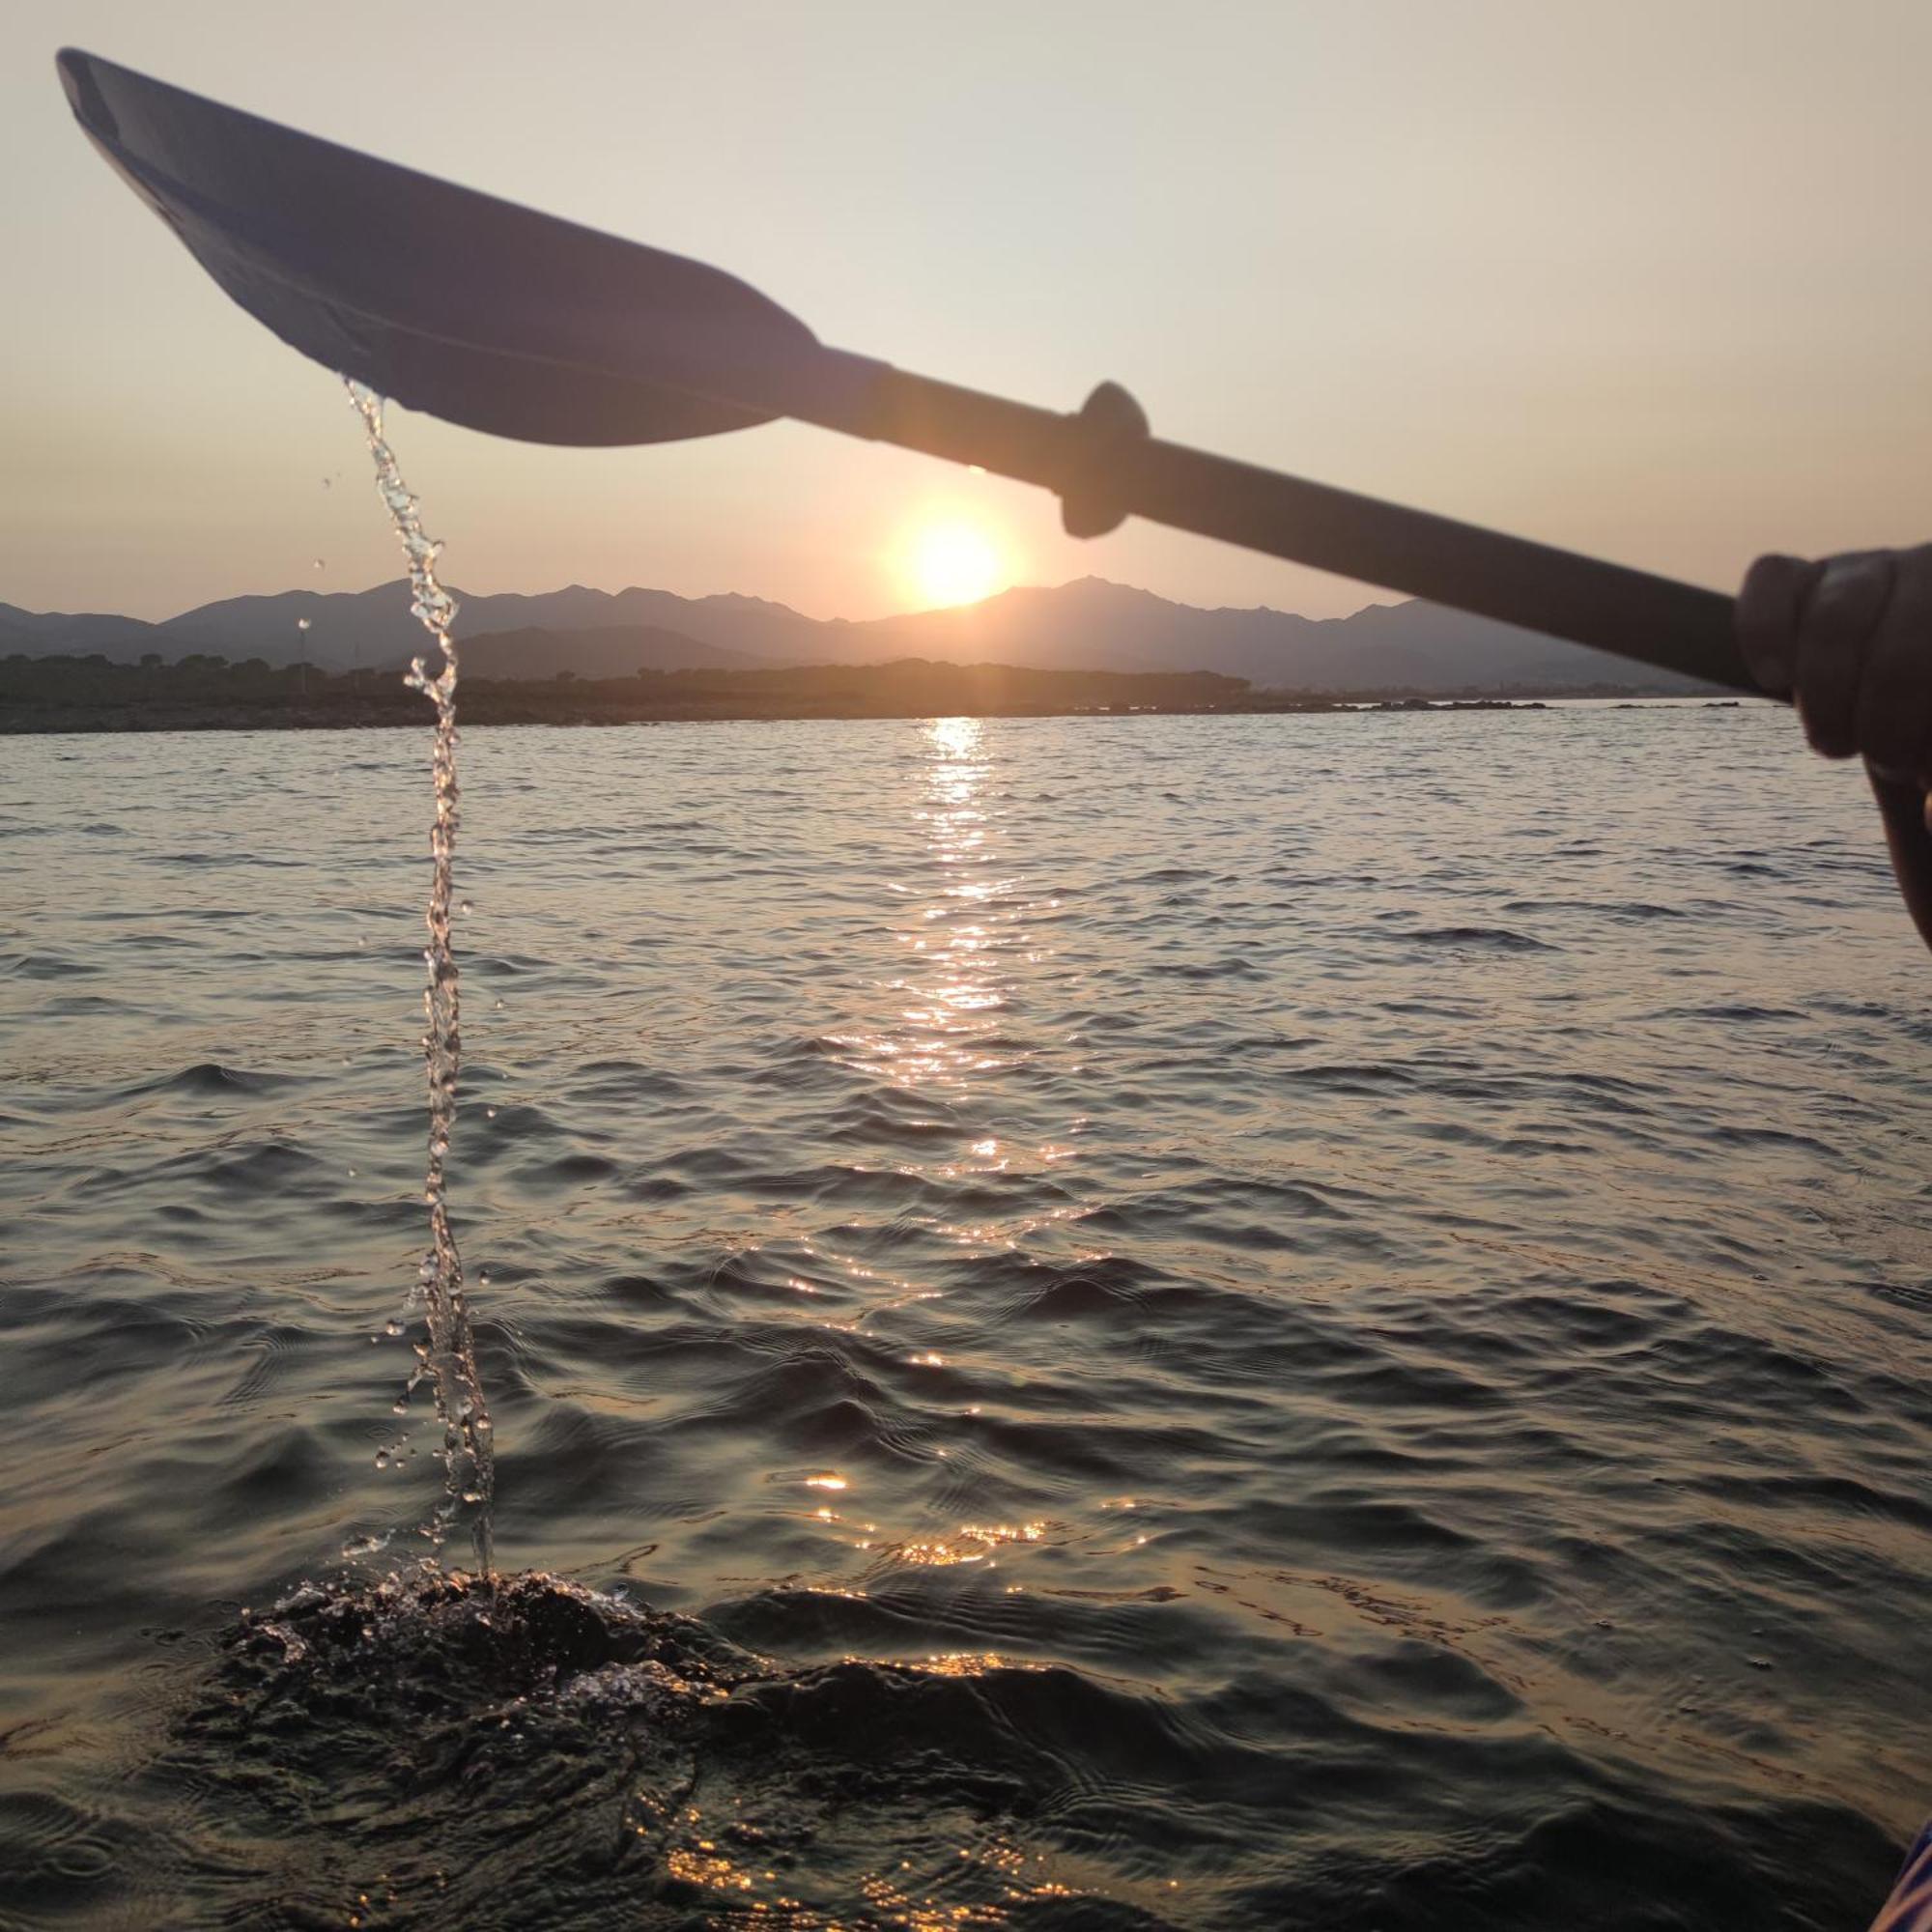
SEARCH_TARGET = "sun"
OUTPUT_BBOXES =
[903,519,1008,610]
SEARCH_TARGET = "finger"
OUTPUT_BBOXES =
[1856,543,1932,783]
[1735,553,1816,696]
[1794,550,1894,758]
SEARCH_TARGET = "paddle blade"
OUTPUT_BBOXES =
[56,48,821,446]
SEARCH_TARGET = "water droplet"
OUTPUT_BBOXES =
[313,556,326,570]
[374,1450,390,1469]
[297,617,312,633]
[485,1106,497,1121]
[347,378,493,1577]
[459,900,473,916]
[384,1319,405,1338]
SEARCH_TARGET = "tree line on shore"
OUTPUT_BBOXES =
[1,651,1308,730]
[0,649,1659,733]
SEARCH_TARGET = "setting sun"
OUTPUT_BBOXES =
[904,519,1008,610]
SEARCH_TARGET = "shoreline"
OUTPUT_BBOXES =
[2,696,1742,736]
[2,690,1747,738]
[0,656,1733,737]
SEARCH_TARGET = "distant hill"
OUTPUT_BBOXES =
[148,583,807,670]
[828,578,1714,693]
[0,584,812,671]
[0,576,1719,695]
[0,601,160,657]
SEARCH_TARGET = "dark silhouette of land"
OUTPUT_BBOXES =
[1,576,1723,696]
[0,652,1593,734]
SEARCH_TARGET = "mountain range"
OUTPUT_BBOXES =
[0,577,1714,696]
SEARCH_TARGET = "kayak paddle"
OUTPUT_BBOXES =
[56,47,1754,695]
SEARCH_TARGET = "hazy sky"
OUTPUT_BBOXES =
[5,0,1931,622]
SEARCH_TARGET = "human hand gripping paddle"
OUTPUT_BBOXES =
[53,48,1932,952]
[1737,548,1932,952]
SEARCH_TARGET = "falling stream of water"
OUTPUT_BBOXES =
[345,380,495,1574]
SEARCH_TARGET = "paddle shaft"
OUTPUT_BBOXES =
[802,359,1754,696]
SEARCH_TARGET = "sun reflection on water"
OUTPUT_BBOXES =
[837,717,1025,1098]
[758,715,1115,1607]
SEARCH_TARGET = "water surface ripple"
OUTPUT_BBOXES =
[0,706,1927,1929]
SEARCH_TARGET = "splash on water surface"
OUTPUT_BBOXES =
[180,1570,1176,1928]
[346,380,495,1573]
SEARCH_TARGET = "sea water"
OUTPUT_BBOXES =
[1,705,1927,1926]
